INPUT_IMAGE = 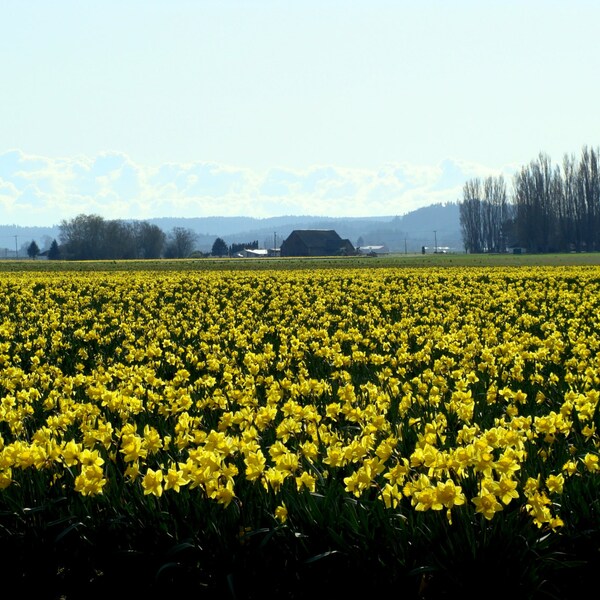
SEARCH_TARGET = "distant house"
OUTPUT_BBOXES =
[280,230,355,257]
[357,245,389,256]
[234,248,269,258]
[509,245,527,255]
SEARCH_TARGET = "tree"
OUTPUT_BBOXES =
[48,239,61,260]
[459,145,600,254]
[459,179,484,253]
[482,175,509,253]
[27,240,40,259]
[211,237,229,257]
[133,222,166,259]
[59,214,169,260]
[103,220,137,259]
[512,153,559,253]
[577,146,600,252]
[59,214,106,259]
[164,227,197,258]
[558,153,579,251]
[460,176,510,253]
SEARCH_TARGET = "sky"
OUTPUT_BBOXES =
[1,0,600,227]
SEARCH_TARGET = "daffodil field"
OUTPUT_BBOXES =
[1,265,599,598]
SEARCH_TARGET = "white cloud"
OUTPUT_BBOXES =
[0,150,511,226]
[0,178,19,200]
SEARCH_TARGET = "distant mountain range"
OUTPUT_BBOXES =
[0,202,462,256]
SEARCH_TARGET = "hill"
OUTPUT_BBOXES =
[0,225,60,257]
[145,202,461,253]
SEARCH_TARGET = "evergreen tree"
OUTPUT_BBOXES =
[27,240,40,259]
[211,237,229,257]
[48,239,61,260]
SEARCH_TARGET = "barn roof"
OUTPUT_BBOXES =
[288,229,343,248]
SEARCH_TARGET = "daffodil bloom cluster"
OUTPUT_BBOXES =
[0,266,599,534]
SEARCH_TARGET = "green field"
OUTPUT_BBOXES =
[1,251,600,272]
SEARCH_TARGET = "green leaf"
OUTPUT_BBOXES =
[304,549,339,564]
[54,521,86,543]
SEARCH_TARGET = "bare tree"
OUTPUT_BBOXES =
[59,214,168,259]
[558,153,578,251]
[459,179,483,253]
[482,175,508,252]
[133,222,166,258]
[578,146,600,251]
[59,214,106,259]
[103,220,137,259]
[460,175,510,253]
[164,227,197,258]
[512,153,560,252]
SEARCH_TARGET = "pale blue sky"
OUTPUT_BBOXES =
[1,0,599,226]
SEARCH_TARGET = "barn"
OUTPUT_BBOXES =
[280,230,355,257]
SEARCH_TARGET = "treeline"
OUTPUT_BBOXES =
[52,214,262,260]
[56,214,197,260]
[209,238,260,257]
[230,240,258,254]
[460,146,600,253]
[459,176,510,253]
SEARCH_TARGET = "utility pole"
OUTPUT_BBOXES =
[433,230,437,254]
[14,235,18,259]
